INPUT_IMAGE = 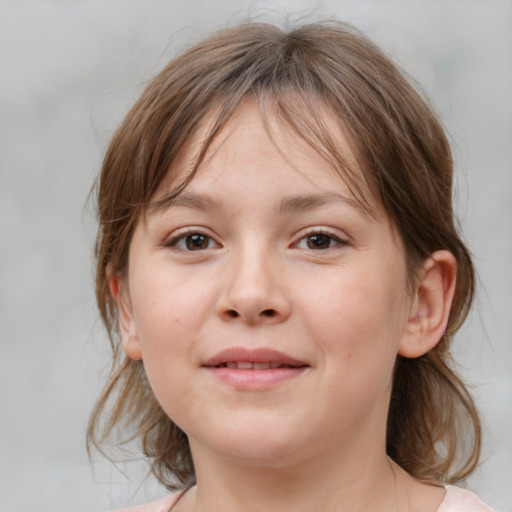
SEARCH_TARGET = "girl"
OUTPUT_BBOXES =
[88,20,495,512]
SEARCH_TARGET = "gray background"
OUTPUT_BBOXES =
[0,1,510,511]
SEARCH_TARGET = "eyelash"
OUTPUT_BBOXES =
[164,229,348,252]
[164,230,219,251]
[293,230,349,251]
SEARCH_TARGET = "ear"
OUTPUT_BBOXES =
[108,270,143,361]
[398,250,457,358]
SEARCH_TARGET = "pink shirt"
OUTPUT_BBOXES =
[112,485,496,512]
[438,486,496,512]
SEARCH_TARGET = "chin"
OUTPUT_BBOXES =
[192,419,309,467]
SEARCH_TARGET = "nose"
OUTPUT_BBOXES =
[216,246,291,325]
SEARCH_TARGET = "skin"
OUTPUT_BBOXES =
[114,100,457,512]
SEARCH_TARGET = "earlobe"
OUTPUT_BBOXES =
[398,250,457,358]
[108,272,143,361]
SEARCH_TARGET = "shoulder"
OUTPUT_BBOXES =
[109,493,181,512]
[438,485,497,512]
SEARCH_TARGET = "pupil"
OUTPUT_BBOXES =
[186,234,208,250]
[307,234,330,249]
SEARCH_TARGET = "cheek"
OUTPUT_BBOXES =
[131,291,201,423]
[299,265,410,365]
[131,267,213,351]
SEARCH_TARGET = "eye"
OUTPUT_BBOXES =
[295,231,347,250]
[167,232,218,251]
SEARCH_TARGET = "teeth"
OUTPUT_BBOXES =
[223,361,281,370]
[253,362,271,370]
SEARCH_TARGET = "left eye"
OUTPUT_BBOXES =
[295,233,345,250]
[169,233,217,251]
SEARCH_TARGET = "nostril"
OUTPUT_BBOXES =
[223,308,279,320]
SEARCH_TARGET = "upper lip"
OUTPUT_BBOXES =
[203,347,308,367]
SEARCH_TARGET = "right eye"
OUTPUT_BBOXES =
[167,232,218,251]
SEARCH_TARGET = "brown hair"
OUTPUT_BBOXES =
[88,20,481,489]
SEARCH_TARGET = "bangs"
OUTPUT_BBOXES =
[147,88,378,220]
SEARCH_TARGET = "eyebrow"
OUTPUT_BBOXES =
[152,191,366,217]
[277,193,364,215]
[160,193,220,211]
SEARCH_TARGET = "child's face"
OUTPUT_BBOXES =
[118,100,416,466]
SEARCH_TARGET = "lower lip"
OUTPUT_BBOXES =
[203,367,308,389]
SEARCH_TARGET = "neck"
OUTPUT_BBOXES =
[187,442,402,512]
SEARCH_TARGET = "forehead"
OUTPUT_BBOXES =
[149,97,380,218]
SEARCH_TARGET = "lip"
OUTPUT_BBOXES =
[202,347,309,390]
[203,347,307,367]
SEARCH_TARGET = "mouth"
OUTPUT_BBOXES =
[202,347,309,369]
[211,361,306,370]
[202,347,309,389]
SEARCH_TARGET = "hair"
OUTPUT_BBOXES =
[88,20,481,489]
